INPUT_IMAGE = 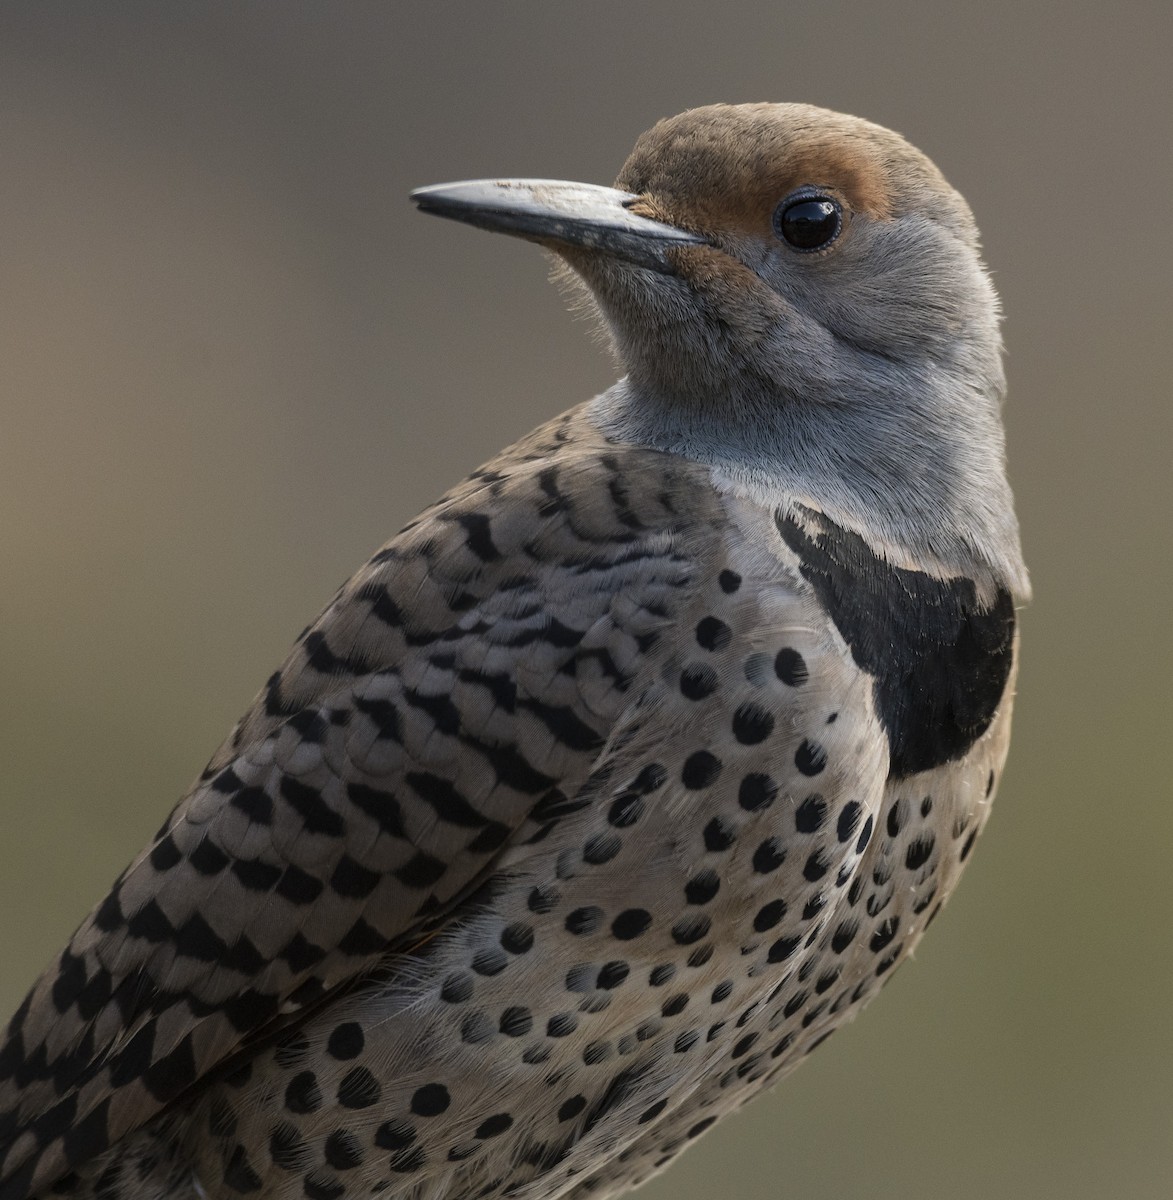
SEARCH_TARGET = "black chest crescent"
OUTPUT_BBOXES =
[775,508,1016,779]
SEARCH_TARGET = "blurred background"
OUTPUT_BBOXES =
[1,3,1170,1197]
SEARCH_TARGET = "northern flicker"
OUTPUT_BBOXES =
[0,103,1028,1200]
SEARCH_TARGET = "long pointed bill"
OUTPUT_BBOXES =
[411,179,705,272]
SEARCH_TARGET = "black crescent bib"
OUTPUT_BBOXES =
[775,508,1015,779]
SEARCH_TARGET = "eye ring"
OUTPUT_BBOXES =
[773,189,844,253]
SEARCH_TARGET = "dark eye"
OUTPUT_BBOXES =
[774,192,843,252]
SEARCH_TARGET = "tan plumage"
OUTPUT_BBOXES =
[0,103,1026,1200]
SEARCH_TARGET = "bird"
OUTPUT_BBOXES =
[0,102,1028,1200]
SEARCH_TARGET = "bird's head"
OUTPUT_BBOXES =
[413,103,1027,597]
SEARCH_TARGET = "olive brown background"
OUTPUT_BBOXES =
[1,4,1170,1198]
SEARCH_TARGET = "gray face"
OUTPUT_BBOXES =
[577,103,1002,414]
[574,201,1003,415]
[726,207,998,368]
[413,102,1028,598]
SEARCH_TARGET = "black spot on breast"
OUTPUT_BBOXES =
[775,508,1015,778]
